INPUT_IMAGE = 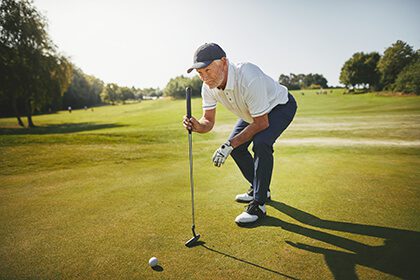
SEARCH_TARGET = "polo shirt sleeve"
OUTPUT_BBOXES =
[244,76,270,117]
[201,85,217,110]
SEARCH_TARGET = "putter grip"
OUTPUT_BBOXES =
[186,87,192,118]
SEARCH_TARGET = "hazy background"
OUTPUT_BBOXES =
[34,0,420,88]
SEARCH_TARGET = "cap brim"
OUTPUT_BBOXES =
[187,61,213,73]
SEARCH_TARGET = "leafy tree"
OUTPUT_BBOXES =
[0,42,25,124]
[84,74,104,105]
[189,75,203,97]
[303,73,328,89]
[291,73,305,89]
[339,52,381,90]
[99,83,149,104]
[362,52,381,90]
[378,40,417,89]
[393,59,420,95]
[278,74,292,89]
[119,86,135,101]
[100,83,119,105]
[164,76,189,99]
[279,74,299,90]
[63,66,103,109]
[37,54,72,113]
[279,73,328,89]
[140,87,162,98]
[0,0,72,127]
[340,52,362,89]
[163,75,202,99]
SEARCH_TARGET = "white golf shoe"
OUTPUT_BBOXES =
[235,187,271,203]
[235,201,266,225]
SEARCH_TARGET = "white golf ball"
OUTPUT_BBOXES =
[148,257,158,267]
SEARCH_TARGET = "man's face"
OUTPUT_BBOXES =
[196,59,226,89]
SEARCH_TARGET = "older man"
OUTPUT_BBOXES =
[183,43,297,225]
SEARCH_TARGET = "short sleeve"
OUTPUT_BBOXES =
[244,76,270,117]
[202,84,217,110]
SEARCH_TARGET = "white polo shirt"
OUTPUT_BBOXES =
[202,62,289,123]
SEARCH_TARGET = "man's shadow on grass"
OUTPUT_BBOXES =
[250,200,420,280]
[195,240,299,280]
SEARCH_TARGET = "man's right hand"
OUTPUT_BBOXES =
[183,115,200,132]
[183,109,216,134]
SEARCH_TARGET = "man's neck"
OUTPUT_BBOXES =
[217,67,228,90]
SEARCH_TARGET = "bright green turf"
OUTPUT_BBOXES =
[1,90,419,279]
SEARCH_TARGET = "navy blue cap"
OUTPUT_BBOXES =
[187,43,226,73]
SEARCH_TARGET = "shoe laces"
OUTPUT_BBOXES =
[245,201,260,213]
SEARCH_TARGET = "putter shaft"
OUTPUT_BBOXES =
[188,132,195,227]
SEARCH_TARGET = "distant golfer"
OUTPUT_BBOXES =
[183,43,297,225]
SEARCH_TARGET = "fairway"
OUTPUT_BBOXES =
[1,90,420,279]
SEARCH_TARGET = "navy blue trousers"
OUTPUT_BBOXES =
[228,93,297,204]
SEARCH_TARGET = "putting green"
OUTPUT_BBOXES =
[1,90,419,279]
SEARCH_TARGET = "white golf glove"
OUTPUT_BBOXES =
[212,141,233,167]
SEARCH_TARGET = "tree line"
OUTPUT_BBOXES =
[64,68,162,109]
[339,40,419,94]
[0,0,161,126]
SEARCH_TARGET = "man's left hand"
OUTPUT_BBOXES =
[212,141,233,167]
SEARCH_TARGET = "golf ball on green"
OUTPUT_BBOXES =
[148,257,158,267]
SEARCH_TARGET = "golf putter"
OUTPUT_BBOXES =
[185,87,201,247]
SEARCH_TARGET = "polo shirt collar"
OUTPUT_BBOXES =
[224,62,236,91]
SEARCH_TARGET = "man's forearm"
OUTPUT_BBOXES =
[197,117,214,133]
[230,122,267,148]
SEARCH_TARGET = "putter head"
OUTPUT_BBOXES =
[185,234,201,247]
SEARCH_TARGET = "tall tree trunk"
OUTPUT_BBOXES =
[26,99,35,128]
[17,116,24,127]
[27,114,34,127]
[12,99,25,127]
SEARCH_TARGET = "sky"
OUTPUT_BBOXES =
[34,0,420,89]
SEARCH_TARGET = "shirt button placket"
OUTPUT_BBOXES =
[226,92,232,102]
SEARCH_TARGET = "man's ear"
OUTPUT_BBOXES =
[221,57,228,68]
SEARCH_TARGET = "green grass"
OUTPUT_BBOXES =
[1,91,420,279]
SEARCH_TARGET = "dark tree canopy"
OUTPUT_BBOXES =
[0,0,72,126]
[393,59,420,95]
[339,52,381,90]
[378,40,417,89]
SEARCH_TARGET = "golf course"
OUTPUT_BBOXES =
[0,89,419,279]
